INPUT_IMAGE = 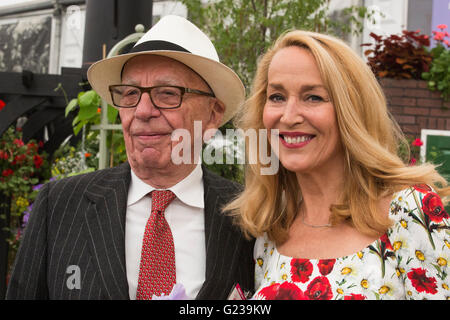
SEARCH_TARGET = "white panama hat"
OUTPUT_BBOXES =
[87,15,245,127]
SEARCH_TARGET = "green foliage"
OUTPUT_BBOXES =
[181,0,375,90]
[422,25,450,102]
[422,49,450,101]
[66,89,119,135]
[65,87,127,169]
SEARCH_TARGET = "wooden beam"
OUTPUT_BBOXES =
[21,108,63,142]
[0,72,84,98]
[0,96,48,136]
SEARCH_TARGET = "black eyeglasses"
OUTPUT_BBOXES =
[108,84,215,109]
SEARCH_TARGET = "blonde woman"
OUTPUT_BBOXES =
[225,30,450,300]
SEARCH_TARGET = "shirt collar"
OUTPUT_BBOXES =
[127,164,204,209]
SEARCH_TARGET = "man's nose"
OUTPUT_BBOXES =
[134,92,161,119]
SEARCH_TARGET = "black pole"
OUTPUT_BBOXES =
[82,0,153,67]
[0,194,11,299]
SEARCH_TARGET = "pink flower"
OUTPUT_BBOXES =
[434,32,445,41]
[409,158,417,166]
[437,24,448,30]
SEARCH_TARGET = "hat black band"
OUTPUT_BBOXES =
[130,40,191,54]
[120,40,191,79]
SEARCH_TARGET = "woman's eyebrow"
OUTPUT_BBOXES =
[267,83,326,91]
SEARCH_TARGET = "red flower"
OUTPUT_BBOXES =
[380,233,393,251]
[422,192,449,223]
[0,99,5,111]
[305,276,333,300]
[409,157,417,166]
[13,139,24,147]
[407,268,437,294]
[14,154,26,164]
[344,294,366,300]
[413,184,432,193]
[0,150,8,160]
[437,24,448,30]
[290,259,313,283]
[317,259,336,276]
[411,138,423,147]
[33,155,43,169]
[258,282,308,300]
[2,169,14,177]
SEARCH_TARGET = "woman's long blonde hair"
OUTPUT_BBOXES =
[224,30,449,245]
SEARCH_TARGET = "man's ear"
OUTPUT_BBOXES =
[206,98,225,130]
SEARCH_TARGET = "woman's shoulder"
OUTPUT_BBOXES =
[254,233,275,258]
[388,184,448,222]
[386,184,449,299]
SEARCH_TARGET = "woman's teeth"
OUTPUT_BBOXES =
[282,135,312,144]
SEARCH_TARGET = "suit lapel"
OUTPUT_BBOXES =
[83,162,131,299]
[196,167,244,299]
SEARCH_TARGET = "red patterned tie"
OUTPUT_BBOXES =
[136,190,177,300]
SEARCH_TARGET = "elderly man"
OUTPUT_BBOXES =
[7,15,254,300]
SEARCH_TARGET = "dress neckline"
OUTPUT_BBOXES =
[273,232,387,261]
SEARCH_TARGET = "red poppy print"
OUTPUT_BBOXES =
[407,268,438,294]
[413,184,432,193]
[421,192,449,223]
[305,276,333,300]
[290,259,313,283]
[258,282,308,300]
[317,259,336,276]
[379,233,393,251]
[344,294,366,300]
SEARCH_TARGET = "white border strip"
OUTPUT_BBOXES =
[420,129,450,163]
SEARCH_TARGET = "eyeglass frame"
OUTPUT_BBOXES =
[108,84,216,109]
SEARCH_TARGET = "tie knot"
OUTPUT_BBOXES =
[151,190,176,212]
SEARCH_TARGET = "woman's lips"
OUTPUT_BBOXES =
[278,132,315,148]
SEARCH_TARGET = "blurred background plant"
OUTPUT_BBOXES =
[0,126,50,269]
[362,29,432,79]
[65,86,127,170]
[422,24,450,102]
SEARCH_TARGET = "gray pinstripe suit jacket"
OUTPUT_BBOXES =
[6,162,254,299]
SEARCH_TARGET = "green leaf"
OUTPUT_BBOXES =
[65,98,78,117]
[78,90,100,109]
[107,104,119,124]
[73,121,85,136]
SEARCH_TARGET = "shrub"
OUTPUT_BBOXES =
[362,30,432,79]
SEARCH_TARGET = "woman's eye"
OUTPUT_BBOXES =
[305,95,325,103]
[268,93,285,103]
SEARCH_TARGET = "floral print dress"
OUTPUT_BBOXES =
[253,186,450,300]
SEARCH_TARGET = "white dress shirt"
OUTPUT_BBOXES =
[125,164,206,299]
